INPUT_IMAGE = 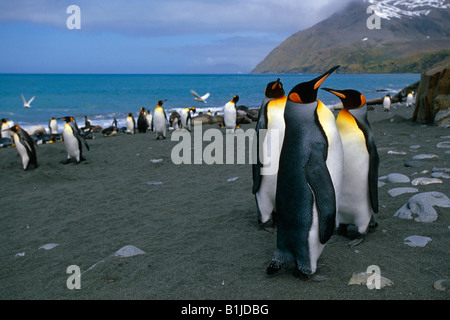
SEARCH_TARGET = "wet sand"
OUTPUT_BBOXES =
[0,103,449,302]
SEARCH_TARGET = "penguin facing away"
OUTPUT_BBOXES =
[252,78,287,228]
[137,107,149,133]
[224,95,239,133]
[322,88,379,246]
[5,125,38,170]
[181,107,196,131]
[58,116,90,164]
[153,100,168,139]
[383,94,391,112]
[266,65,343,280]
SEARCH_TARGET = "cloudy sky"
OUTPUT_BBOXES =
[0,0,356,74]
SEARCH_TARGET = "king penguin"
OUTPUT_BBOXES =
[137,107,149,133]
[5,125,38,170]
[224,95,239,133]
[48,117,58,134]
[406,91,415,108]
[126,113,136,134]
[181,107,196,131]
[146,110,153,132]
[266,65,343,280]
[322,88,379,246]
[59,116,90,164]
[153,100,168,139]
[383,94,391,112]
[252,78,287,229]
[1,118,14,139]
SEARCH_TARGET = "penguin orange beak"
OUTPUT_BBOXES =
[313,65,340,90]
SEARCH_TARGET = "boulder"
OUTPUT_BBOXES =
[413,57,450,126]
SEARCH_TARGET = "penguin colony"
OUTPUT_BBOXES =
[254,66,380,280]
[3,70,381,282]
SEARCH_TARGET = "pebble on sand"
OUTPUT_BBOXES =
[348,272,394,288]
[385,173,410,183]
[394,192,450,223]
[113,245,146,258]
[412,154,439,160]
[404,235,432,247]
[411,177,443,186]
[388,187,418,197]
[434,279,449,292]
[436,141,450,149]
[38,243,59,250]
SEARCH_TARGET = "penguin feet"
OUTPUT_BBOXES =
[293,269,329,282]
[266,261,284,275]
[346,234,365,248]
[60,159,72,165]
[368,215,378,232]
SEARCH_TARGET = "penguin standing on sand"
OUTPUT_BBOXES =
[224,95,239,133]
[49,117,58,134]
[383,94,391,112]
[266,66,343,280]
[169,111,182,130]
[4,125,38,170]
[181,107,196,131]
[59,116,90,164]
[137,107,149,133]
[126,113,136,134]
[252,78,286,228]
[406,91,415,108]
[322,88,379,246]
[152,100,168,139]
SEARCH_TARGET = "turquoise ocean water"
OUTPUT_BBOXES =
[0,73,420,131]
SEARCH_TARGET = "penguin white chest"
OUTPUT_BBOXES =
[153,108,167,136]
[63,125,80,159]
[224,103,236,129]
[126,117,134,133]
[13,133,29,169]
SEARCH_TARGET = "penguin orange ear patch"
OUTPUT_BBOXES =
[289,92,302,103]
[360,94,366,106]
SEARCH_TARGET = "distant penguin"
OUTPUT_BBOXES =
[181,107,196,131]
[48,117,58,134]
[266,66,343,280]
[153,100,168,139]
[406,91,415,108]
[137,107,149,133]
[252,78,286,228]
[224,95,239,133]
[1,118,14,139]
[59,116,90,164]
[383,94,391,112]
[146,110,153,131]
[126,113,136,134]
[322,88,379,246]
[5,125,38,170]
[169,111,182,130]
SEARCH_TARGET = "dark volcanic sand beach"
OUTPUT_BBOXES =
[0,103,449,301]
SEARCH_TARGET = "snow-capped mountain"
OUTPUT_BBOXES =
[252,0,450,74]
[367,0,449,20]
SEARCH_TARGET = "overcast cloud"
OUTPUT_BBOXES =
[0,0,358,73]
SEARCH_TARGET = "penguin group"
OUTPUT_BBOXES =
[253,66,380,281]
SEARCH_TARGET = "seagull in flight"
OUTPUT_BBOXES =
[190,90,210,103]
[21,94,35,108]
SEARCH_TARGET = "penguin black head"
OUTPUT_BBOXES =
[157,100,167,107]
[140,107,146,112]
[322,88,366,110]
[190,107,196,114]
[232,95,239,103]
[58,116,74,123]
[128,113,133,117]
[288,65,340,104]
[265,78,285,99]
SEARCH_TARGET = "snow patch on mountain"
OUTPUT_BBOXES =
[367,0,450,20]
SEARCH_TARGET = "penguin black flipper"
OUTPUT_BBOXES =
[252,98,270,195]
[19,129,38,168]
[304,143,337,244]
[69,122,90,151]
[353,117,379,213]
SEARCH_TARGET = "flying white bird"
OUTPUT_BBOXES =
[21,94,35,108]
[190,90,210,103]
